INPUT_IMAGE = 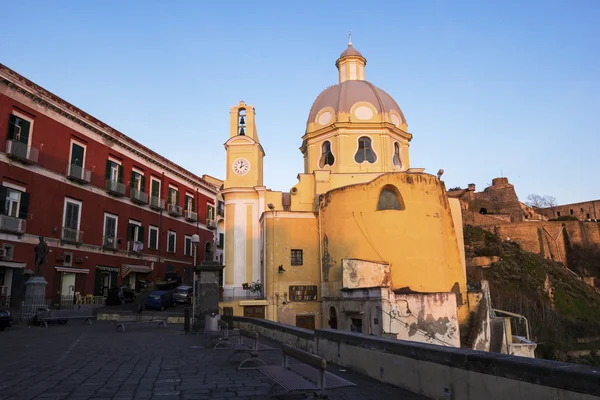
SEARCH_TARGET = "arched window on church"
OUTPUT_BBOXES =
[377,185,404,211]
[355,136,377,164]
[319,140,335,168]
[238,108,246,136]
[392,142,402,168]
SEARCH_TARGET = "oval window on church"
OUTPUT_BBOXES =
[319,141,335,168]
[377,185,404,211]
[393,142,402,168]
[355,136,377,164]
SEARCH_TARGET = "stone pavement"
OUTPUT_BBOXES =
[0,322,426,400]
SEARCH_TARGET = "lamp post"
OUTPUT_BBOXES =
[191,234,200,328]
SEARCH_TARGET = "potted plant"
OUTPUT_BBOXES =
[242,282,250,290]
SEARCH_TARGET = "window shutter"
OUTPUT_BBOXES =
[18,192,30,220]
[7,115,16,140]
[0,187,7,215]
[105,160,111,181]
[19,119,30,144]
[141,175,146,192]
[176,190,179,206]
[127,223,135,241]
[118,164,124,183]
[192,197,195,212]
[138,225,145,243]
[130,171,135,189]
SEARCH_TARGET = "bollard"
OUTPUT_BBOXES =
[184,307,190,333]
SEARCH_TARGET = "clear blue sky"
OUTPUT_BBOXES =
[2,0,599,204]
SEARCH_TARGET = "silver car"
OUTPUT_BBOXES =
[173,285,193,304]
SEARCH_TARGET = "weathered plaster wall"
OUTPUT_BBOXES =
[342,259,390,289]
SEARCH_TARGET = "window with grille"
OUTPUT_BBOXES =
[290,249,303,266]
[354,136,377,164]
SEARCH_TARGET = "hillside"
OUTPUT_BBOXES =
[464,225,600,363]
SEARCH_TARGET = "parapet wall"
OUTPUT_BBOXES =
[233,316,600,400]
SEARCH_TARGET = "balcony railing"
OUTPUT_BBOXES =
[220,287,265,302]
[0,214,26,234]
[206,219,216,229]
[150,196,165,210]
[184,209,198,222]
[66,163,91,184]
[105,179,126,196]
[130,189,148,205]
[167,204,182,217]
[6,140,39,164]
[102,235,117,250]
[61,227,83,244]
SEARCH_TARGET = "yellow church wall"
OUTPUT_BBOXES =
[224,145,263,188]
[224,203,235,286]
[262,212,320,325]
[320,172,467,300]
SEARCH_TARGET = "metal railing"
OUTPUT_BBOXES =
[105,179,126,196]
[6,140,39,163]
[102,235,117,250]
[184,209,197,222]
[206,219,216,229]
[0,214,26,234]
[150,196,165,210]
[66,163,91,183]
[2,295,105,318]
[220,287,265,301]
[167,204,182,217]
[62,227,83,243]
[130,188,148,204]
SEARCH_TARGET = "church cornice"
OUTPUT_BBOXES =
[302,121,412,143]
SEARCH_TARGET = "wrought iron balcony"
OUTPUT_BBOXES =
[105,179,126,196]
[130,188,148,205]
[102,235,117,250]
[6,140,39,164]
[61,227,83,244]
[167,204,182,217]
[206,219,216,229]
[220,287,265,301]
[0,214,26,234]
[66,163,91,184]
[150,196,165,210]
[184,209,197,222]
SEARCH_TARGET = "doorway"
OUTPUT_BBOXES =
[243,306,265,319]
[350,317,363,333]
[296,314,315,330]
[329,306,338,329]
[61,273,76,299]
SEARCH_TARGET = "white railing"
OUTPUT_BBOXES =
[6,140,39,163]
[66,163,91,183]
[221,287,265,301]
[131,188,148,204]
[150,196,165,210]
[103,235,117,250]
[184,209,198,222]
[0,214,26,234]
[62,227,83,243]
[168,204,182,217]
[206,219,216,229]
[105,179,126,196]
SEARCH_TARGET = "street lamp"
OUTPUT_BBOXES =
[191,234,200,328]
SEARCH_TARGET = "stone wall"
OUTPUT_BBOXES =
[540,200,600,221]
[234,316,600,400]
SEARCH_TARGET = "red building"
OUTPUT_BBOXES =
[0,64,218,302]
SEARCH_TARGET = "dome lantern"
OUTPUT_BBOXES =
[336,35,367,83]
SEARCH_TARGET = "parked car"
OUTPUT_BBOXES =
[105,287,137,306]
[173,285,193,304]
[145,290,174,311]
[0,309,12,331]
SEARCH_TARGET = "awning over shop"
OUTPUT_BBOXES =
[122,264,152,278]
[55,266,90,274]
[96,266,120,273]
[0,261,26,269]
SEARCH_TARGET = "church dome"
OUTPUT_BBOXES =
[307,42,406,129]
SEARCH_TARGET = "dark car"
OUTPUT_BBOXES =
[0,309,12,331]
[145,290,174,311]
[105,287,137,306]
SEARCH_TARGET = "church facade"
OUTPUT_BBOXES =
[220,43,470,347]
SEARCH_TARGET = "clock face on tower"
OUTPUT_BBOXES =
[232,158,250,175]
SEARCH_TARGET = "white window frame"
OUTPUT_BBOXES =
[184,235,192,256]
[148,225,159,250]
[186,193,194,211]
[2,182,26,192]
[167,230,176,253]
[68,139,87,167]
[10,110,34,148]
[4,188,21,218]
[63,198,82,231]
[103,212,118,239]
[128,219,142,242]
[207,204,215,220]
[168,185,178,204]
[150,177,161,196]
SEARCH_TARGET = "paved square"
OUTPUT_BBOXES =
[0,322,425,399]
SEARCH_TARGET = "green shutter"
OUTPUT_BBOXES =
[130,171,135,189]
[0,186,6,215]
[192,197,195,212]
[19,119,30,145]
[175,190,179,206]
[118,164,124,183]
[18,192,29,220]
[105,160,111,180]
[141,175,146,192]
[7,115,16,140]
[127,223,135,241]
[138,226,145,243]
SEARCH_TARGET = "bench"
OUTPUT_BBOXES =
[115,316,167,332]
[36,308,95,328]
[257,344,357,398]
[222,328,275,370]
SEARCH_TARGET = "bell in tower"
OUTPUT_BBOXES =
[238,108,246,136]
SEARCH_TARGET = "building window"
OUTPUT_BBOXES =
[103,213,118,248]
[131,170,145,192]
[207,204,215,221]
[185,194,195,211]
[354,136,377,164]
[290,249,303,266]
[557,211,561,217]
[151,178,161,197]
[0,186,29,220]
[581,208,584,213]
[570,209,574,215]
[289,285,318,301]
[319,140,335,168]
[587,213,591,219]
[184,235,192,256]
[148,225,159,250]
[62,198,82,241]
[105,159,123,183]
[168,186,179,205]
[377,185,404,211]
[69,140,86,168]
[393,142,402,168]
[127,220,144,252]
[7,113,32,145]
[217,200,224,216]
[167,231,176,253]
[2,243,14,261]
[218,233,224,249]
